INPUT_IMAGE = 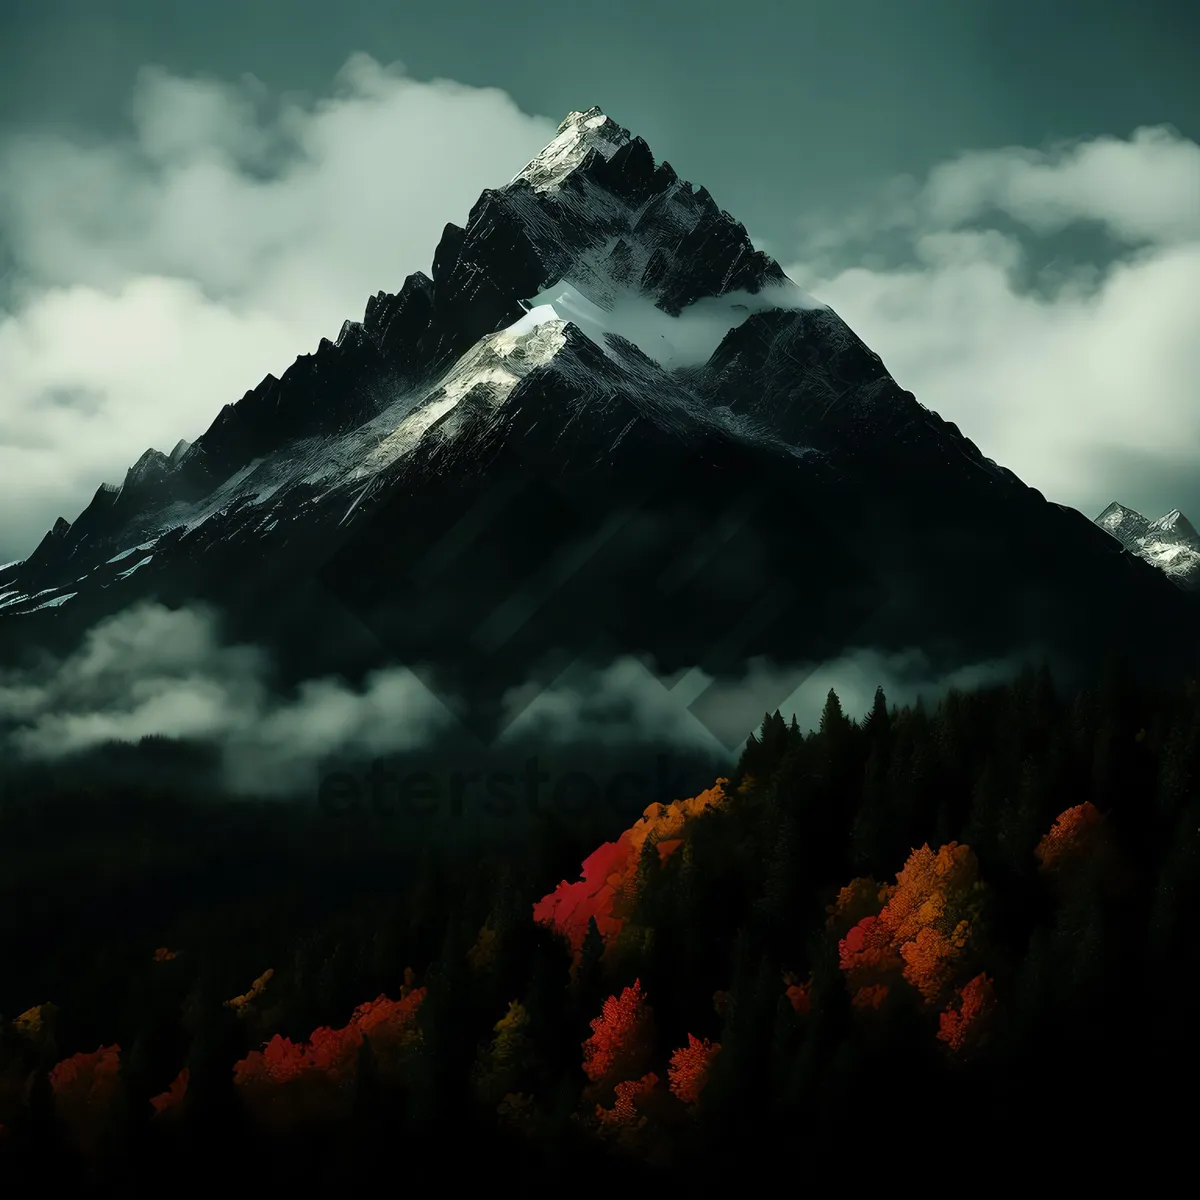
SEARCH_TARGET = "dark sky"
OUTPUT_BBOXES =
[4,0,1196,235]
[0,0,1197,560]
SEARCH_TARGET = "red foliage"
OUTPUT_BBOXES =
[49,1045,123,1153]
[582,979,656,1087]
[49,1044,122,1108]
[533,780,730,960]
[233,988,426,1091]
[782,972,811,1016]
[667,1034,720,1106]
[150,1068,189,1117]
[938,973,997,1054]
[532,830,635,956]
[839,914,902,989]
[596,1072,659,1128]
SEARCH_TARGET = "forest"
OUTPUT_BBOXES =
[0,655,1196,1188]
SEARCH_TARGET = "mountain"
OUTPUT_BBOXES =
[1,107,1197,736]
[1094,503,1200,591]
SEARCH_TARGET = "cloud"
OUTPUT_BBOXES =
[0,602,734,800]
[0,55,560,562]
[527,277,822,369]
[0,601,1021,804]
[0,601,458,796]
[785,126,1200,522]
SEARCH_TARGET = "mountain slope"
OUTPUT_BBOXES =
[1,108,1196,730]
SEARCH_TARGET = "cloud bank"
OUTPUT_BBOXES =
[785,126,1200,522]
[0,602,1024,804]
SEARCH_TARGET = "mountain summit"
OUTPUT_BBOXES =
[1,109,1196,725]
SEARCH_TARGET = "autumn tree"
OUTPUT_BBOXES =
[49,1045,123,1159]
[839,842,987,1009]
[1035,802,1110,877]
[667,1035,720,1107]
[149,1068,189,1118]
[582,979,657,1101]
[594,1071,660,1139]
[937,973,997,1056]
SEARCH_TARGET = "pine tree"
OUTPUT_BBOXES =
[863,685,890,739]
[739,710,797,780]
[819,688,851,739]
[574,916,606,1008]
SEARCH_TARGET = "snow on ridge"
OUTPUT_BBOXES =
[358,307,570,475]
[512,107,630,193]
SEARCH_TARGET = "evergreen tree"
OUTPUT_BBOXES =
[862,685,890,740]
[739,710,798,780]
[573,916,606,1009]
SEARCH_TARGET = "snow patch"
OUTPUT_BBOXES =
[115,556,154,580]
[106,540,158,564]
[26,592,77,611]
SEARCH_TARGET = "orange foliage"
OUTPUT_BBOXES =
[1035,803,1108,874]
[150,1068,189,1117]
[838,843,985,1008]
[852,984,890,1011]
[596,1072,659,1129]
[782,972,811,1016]
[667,1035,720,1106]
[938,973,998,1054]
[826,877,889,936]
[900,924,971,1005]
[226,968,275,1012]
[582,979,656,1087]
[533,781,729,959]
[152,947,178,963]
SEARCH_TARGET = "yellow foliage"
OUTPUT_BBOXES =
[12,1004,56,1041]
[226,968,275,1011]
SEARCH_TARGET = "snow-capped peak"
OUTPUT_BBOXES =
[512,107,631,192]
